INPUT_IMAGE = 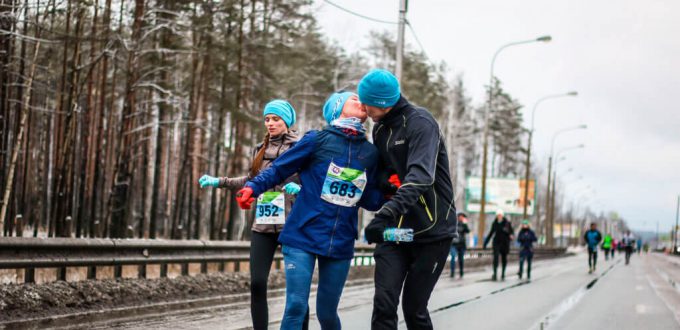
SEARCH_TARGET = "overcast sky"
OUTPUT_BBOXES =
[313,0,680,232]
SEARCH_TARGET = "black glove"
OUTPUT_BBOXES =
[365,209,396,244]
[377,170,399,196]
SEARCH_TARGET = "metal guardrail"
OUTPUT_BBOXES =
[0,237,566,283]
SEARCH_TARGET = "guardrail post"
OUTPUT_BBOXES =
[57,267,67,281]
[234,261,240,272]
[138,264,147,279]
[200,262,207,274]
[181,263,189,276]
[218,262,225,272]
[24,267,35,283]
[87,266,97,280]
[114,265,123,278]
[160,263,168,278]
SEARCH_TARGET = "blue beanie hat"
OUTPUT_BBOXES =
[322,91,355,125]
[263,99,296,127]
[358,69,400,108]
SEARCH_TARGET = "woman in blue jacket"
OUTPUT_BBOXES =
[517,220,537,280]
[236,91,385,330]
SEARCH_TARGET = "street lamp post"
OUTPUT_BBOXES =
[478,35,552,244]
[522,92,578,220]
[553,164,582,246]
[545,125,586,246]
[551,145,585,233]
[674,195,679,254]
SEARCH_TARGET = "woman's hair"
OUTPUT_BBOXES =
[249,133,270,178]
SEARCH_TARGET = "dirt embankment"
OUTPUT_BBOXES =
[0,270,285,322]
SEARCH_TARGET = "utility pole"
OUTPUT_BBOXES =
[395,0,408,81]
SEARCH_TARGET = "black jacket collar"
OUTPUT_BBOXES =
[379,96,410,127]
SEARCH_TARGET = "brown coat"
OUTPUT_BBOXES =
[218,131,299,233]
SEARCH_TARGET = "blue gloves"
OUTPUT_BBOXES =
[282,182,301,195]
[198,174,220,188]
[383,228,414,242]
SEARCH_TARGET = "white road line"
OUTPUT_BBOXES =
[529,260,620,330]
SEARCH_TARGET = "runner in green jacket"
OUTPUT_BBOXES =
[602,234,613,261]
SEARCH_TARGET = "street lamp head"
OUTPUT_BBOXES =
[579,124,587,129]
[536,35,552,42]
[577,144,585,148]
[567,91,578,96]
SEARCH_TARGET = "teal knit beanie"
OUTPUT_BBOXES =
[263,99,296,127]
[358,69,400,108]
[322,92,355,125]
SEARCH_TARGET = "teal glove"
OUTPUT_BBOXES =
[282,182,301,195]
[383,228,414,242]
[198,174,220,188]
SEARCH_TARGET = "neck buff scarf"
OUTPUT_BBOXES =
[331,117,366,136]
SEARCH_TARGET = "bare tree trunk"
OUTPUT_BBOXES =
[0,0,14,198]
[82,0,100,238]
[110,0,145,238]
[0,10,46,229]
[210,69,228,240]
[95,0,117,237]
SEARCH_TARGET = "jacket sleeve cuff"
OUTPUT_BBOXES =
[245,182,262,196]
[377,204,398,221]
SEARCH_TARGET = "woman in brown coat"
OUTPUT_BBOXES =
[199,99,305,329]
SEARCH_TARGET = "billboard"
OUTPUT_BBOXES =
[465,177,535,215]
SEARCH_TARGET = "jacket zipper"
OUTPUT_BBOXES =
[420,196,434,222]
[386,127,393,150]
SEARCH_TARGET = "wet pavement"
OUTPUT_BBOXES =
[66,251,680,330]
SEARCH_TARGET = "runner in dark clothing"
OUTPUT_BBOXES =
[584,223,602,273]
[483,209,514,281]
[450,213,471,278]
[361,69,457,330]
[517,220,537,280]
[622,231,635,265]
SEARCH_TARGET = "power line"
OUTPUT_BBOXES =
[321,0,434,64]
[322,0,398,25]
[405,20,428,59]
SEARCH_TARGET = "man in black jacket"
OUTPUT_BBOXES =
[361,69,456,330]
[451,213,471,278]
[483,209,514,281]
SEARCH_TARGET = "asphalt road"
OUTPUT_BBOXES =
[82,250,680,330]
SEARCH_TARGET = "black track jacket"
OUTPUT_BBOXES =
[371,96,457,243]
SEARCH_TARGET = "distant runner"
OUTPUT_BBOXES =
[516,220,537,281]
[483,209,514,281]
[601,233,613,260]
[584,223,602,274]
[450,213,471,278]
[622,230,635,265]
